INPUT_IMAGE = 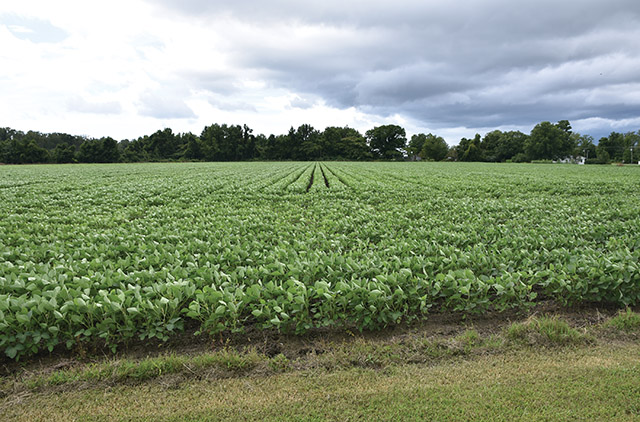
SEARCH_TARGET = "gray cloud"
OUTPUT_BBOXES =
[179,70,243,95]
[288,95,315,110]
[148,0,640,136]
[153,0,637,32]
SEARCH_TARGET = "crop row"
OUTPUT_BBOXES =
[1,162,639,359]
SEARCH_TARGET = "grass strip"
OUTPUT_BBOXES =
[3,343,640,421]
[2,311,638,394]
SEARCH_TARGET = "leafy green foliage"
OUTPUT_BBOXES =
[365,125,407,159]
[419,134,448,161]
[1,162,639,360]
[525,120,574,160]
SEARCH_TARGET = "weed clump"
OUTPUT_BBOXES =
[506,316,590,346]
[605,309,640,332]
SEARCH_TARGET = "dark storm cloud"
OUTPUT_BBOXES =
[152,0,635,33]
[149,0,640,135]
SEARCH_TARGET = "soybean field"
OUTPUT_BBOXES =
[1,162,639,360]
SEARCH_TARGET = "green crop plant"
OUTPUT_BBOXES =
[1,162,639,360]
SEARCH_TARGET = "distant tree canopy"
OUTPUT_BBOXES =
[456,134,483,162]
[596,131,639,163]
[366,124,407,160]
[407,134,427,159]
[481,130,526,162]
[1,120,637,164]
[420,134,448,161]
[525,120,574,160]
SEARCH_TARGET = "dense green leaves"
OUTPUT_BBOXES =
[1,162,639,360]
[3,123,638,165]
[420,134,448,161]
[365,125,407,159]
[525,120,574,160]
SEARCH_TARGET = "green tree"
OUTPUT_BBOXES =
[121,137,148,162]
[525,120,574,160]
[366,125,406,159]
[237,125,256,160]
[622,131,639,163]
[3,138,49,163]
[496,131,527,161]
[200,124,248,161]
[220,124,243,161]
[22,140,49,163]
[595,146,610,164]
[53,142,76,163]
[77,140,101,163]
[597,132,628,162]
[200,124,222,161]
[481,130,527,162]
[183,133,203,160]
[446,145,458,161]
[274,133,293,160]
[291,124,321,160]
[457,134,483,161]
[146,129,179,160]
[0,127,21,143]
[407,134,427,159]
[572,133,596,161]
[420,134,448,161]
[100,137,121,162]
[255,134,276,160]
[22,131,46,150]
[339,134,372,160]
[43,132,84,151]
[480,130,501,162]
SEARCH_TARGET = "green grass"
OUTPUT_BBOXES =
[4,312,640,420]
[606,309,640,332]
[5,313,635,393]
[4,343,640,421]
[21,347,265,390]
[506,316,591,346]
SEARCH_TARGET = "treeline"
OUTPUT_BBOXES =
[0,125,376,164]
[440,121,639,164]
[1,120,638,164]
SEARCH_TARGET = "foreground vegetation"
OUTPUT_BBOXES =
[1,162,639,361]
[6,345,640,421]
[3,309,640,421]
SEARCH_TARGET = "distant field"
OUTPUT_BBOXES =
[1,162,639,360]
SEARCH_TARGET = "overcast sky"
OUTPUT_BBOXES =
[1,0,639,144]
